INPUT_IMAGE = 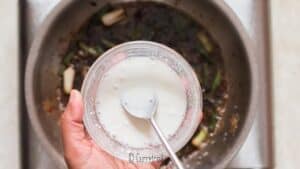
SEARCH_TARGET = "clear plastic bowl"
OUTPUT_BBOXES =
[82,41,202,162]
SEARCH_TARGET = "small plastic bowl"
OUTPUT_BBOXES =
[82,41,202,162]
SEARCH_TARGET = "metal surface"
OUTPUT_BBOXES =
[20,0,272,169]
[151,117,185,169]
[122,90,185,169]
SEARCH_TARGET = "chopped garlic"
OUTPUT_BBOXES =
[102,8,125,26]
[63,65,75,94]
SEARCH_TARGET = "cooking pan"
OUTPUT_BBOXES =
[25,0,259,168]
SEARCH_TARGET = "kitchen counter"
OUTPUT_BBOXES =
[0,0,299,169]
[0,0,20,169]
[271,0,300,168]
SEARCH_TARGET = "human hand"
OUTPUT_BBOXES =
[60,90,160,169]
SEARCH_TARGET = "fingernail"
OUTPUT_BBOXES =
[69,90,78,104]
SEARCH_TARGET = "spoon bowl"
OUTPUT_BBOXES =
[120,89,158,119]
[121,90,185,169]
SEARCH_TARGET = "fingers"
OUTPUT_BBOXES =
[60,90,90,161]
[62,90,84,123]
[151,161,161,169]
[61,90,84,137]
[60,90,162,169]
[134,162,161,169]
[61,89,86,141]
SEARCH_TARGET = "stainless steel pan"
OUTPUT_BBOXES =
[25,0,259,168]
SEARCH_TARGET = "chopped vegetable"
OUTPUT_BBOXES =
[229,113,239,134]
[95,46,104,55]
[101,39,116,48]
[101,8,125,26]
[58,65,66,76]
[79,42,99,56]
[42,99,55,113]
[208,112,219,131]
[77,50,86,57]
[211,70,222,92]
[97,5,112,18]
[63,52,75,65]
[197,32,213,53]
[196,44,212,64]
[192,127,208,147]
[81,66,90,78]
[63,65,75,94]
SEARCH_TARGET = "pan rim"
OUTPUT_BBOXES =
[25,0,259,168]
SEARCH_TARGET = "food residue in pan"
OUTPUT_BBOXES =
[43,2,234,166]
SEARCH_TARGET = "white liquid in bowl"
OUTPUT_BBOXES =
[96,57,187,148]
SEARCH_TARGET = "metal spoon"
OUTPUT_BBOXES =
[120,91,185,169]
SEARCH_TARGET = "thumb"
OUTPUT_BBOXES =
[61,90,93,169]
[62,89,84,123]
[61,90,88,152]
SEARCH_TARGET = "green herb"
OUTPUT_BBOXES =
[207,112,219,131]
[196,63,209,88]
[58,65,66,76]
[101,39,116,48]
[197,32,213,53]
[63,52,75,66]
[211,70,222,92]
[196,44,212,64]
[79,42,98,56]
[95,46,104,55]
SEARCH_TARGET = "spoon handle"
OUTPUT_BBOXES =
[150,117,185,169]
